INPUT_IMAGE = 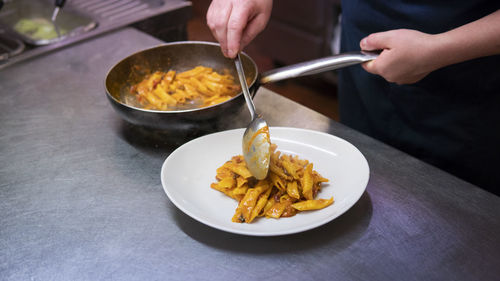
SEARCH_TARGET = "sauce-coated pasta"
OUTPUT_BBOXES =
[130,66,245,110]
[211,144,333,223]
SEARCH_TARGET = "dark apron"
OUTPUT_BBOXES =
[338,0,500,195]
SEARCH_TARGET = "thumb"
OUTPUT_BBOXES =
[361,60,376,74]
[360,32,390,51]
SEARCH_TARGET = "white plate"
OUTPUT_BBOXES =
[161,127,369,236]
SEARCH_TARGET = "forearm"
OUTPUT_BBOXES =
[431,9,500,70]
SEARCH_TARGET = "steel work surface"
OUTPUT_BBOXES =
[0,28,499,281]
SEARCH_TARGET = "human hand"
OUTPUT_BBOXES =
[360,29,441,84]
[206,0,273,58]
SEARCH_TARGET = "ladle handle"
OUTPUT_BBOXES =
[260,51,379,84]
[235,53,257,120]
[51,0,66,21]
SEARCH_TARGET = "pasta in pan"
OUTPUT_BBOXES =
[130,66,245,111]
[211,144,333,223]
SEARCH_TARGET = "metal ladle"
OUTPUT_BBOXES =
[51,0,66,39]
[234,53,271,180]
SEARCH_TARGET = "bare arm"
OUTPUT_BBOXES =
[361,10,500,84]
[206,0,273,58]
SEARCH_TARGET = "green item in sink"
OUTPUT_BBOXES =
[13,18,67,40]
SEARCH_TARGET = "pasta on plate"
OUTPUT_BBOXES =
[130,66,247,111]
[211,144,333,223]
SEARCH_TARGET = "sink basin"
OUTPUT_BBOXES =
[0,0,97,46]
[0,0,192,70]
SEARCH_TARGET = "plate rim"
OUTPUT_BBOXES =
[161,127,369,236]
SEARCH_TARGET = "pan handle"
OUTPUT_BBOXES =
[260,51,379,84]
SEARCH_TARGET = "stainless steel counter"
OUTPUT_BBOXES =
[1,28,499,281]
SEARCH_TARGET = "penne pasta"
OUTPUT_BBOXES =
[211,144,332,223]
[130,66,241,110]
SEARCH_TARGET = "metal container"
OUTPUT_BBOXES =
[0,0,97,45]
[0,31,24,60]
[105,41,258,130]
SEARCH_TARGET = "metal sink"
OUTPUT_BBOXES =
[0,0,192,69]
[0,0,97,46]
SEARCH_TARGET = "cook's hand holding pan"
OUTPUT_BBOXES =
[105,42,379,131]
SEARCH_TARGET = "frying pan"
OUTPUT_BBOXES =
[105,41,377,130]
